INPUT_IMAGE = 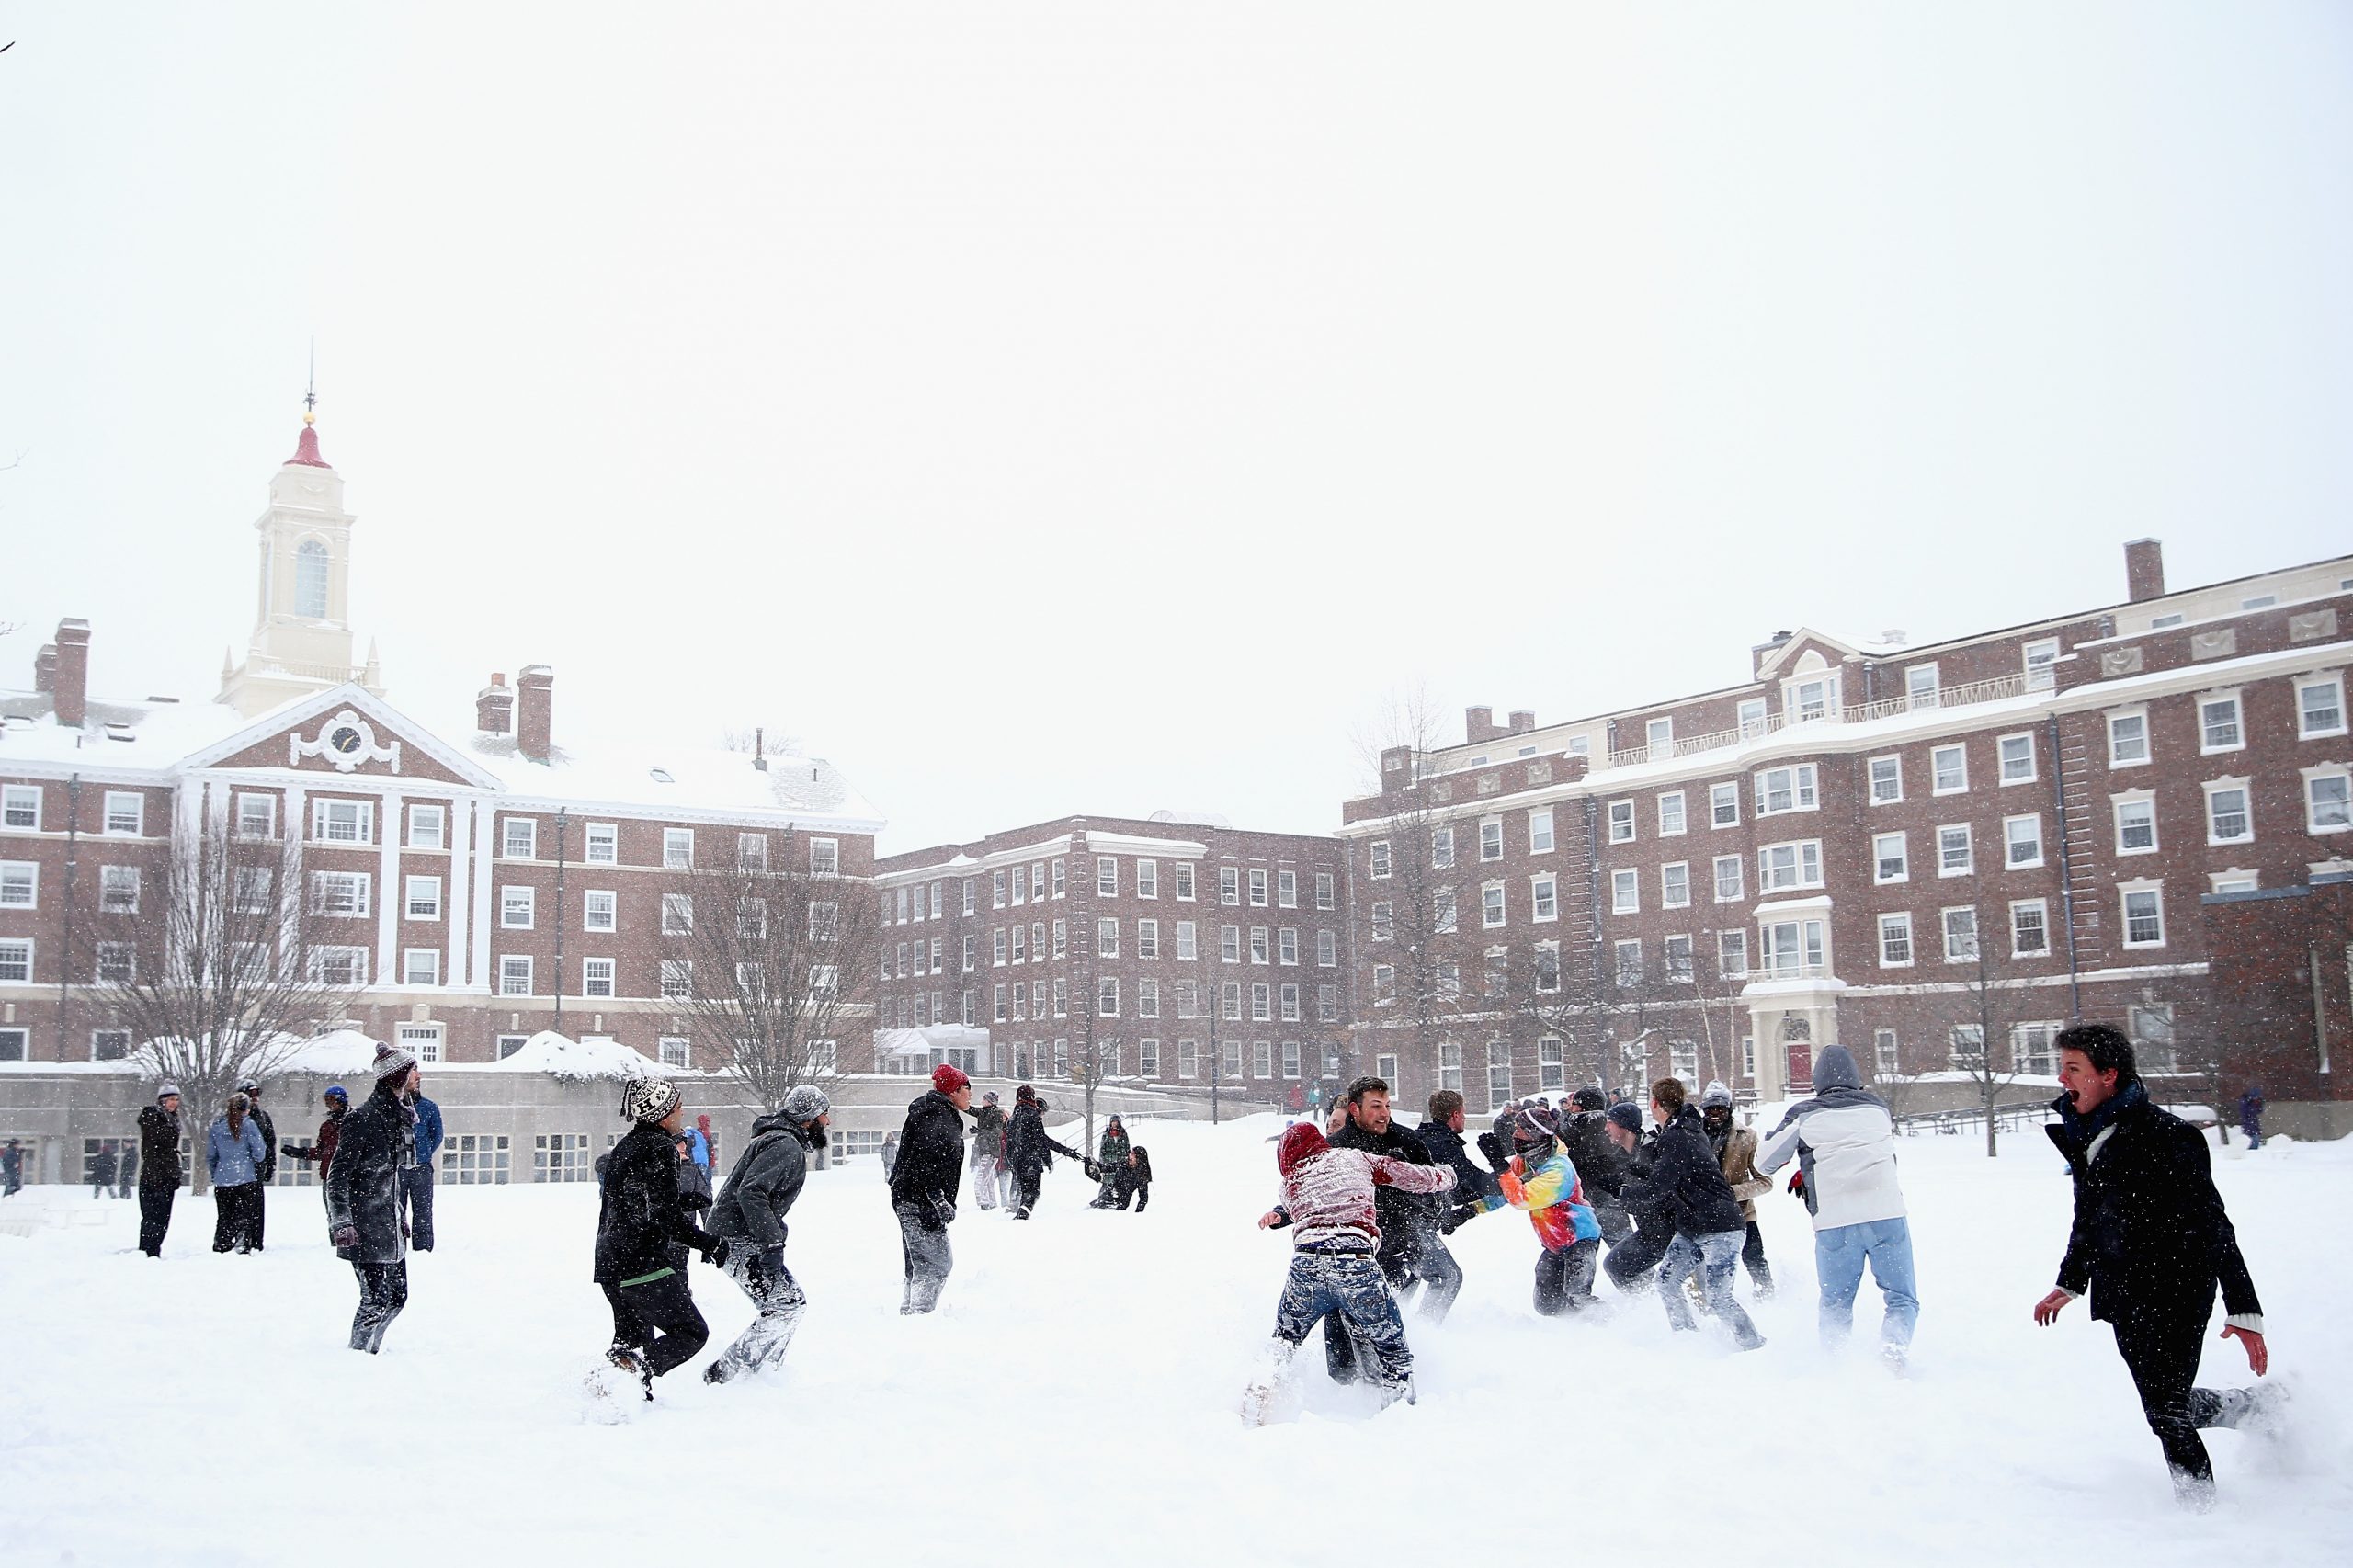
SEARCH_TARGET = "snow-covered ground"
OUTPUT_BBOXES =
[3,1115,2347,1566]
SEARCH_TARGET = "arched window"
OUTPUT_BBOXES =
[294,540,330,619]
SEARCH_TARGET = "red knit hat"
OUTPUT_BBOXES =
[1277,1122,1328,1177]
[932,1062,971,1094]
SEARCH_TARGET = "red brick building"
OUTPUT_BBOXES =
[871,815,1353,1099]
[1339,541,2353,1127]
[0,423,884,1072]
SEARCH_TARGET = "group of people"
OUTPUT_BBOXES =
[1239,1025,2280,1509]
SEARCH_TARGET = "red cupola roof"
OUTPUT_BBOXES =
[286,419,331,468]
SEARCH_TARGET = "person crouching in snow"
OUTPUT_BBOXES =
[596,1078,728,1396]
[1112,1147,1152,1211]
[704,1084,829,1383]
[1465,1106,1604,1316]
[1244,1121,1455,1422]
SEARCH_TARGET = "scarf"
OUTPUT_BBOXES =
[2054,1078,2144,1152]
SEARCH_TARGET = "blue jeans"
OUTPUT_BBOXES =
[1660,1231,1764,1349]
[1276,1249,1412,1391]
[1814,1217,1918,1350]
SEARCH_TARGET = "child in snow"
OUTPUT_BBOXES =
[1113,1148,1153,1211]
[1244,1122,1455,1422]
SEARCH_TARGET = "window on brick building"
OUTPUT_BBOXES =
[2199,693,2244,754]
[1713,855,1744,903]
[2107,710,2149,767]
[2011,900,2050,957]
[2205,782,2253,845]
[1932,744,1968,794]
[1878,913,1913,967]
[1868,756,1902,804]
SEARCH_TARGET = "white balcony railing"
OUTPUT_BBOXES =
[1605,673,2029,769]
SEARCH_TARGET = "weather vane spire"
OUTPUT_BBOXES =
[303,337,317,425]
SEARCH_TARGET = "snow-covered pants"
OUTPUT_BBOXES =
[604,1271,710,1376]
[1278,1247,1412,1392]
[1533,1238,1601,1316]
[2110,1304,2256,1495]
[707,1250,808,1381]
[348,1260,408,1353]
[895,1202,953,1313]
[971,1155,1001,1210]
[1404,1238,1463,1323]
[1660,1231,1764,1349]
[996,1163,1017,1210]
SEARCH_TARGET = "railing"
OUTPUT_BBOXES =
[1893,1099,2055,1138]
[1603,673,2030,769]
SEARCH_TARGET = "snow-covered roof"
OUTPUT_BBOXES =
[0,688,263,775]
[872,1025,988,1058]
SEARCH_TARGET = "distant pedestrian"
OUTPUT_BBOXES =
[1700,1081,1774,1298]
[237,1080,277,1251]
[206,1094,268,1255]
[280,1086,350,1202]
[704,1085,830,1384]
[881,1131,901,1178]
[403,1080,443,1251]
[136,1085,184,1256]
[668,1131,714,1273]
[1627,1079,1764,1352]
[1760,1048,1915,1365]
[1090,1115,1131,1208]
[969,1090,1007,1210]
[2236,1086,2265,1151]
[2032,1024,2278,1510]
[90,1145,118,1199]
[328,1046,423,1353]
[1004,1084,1085,1220]
[115,1141,136,1199]
[888,1064,972,1313]
[2,1140,24,1197]
[596,1077,727,1395]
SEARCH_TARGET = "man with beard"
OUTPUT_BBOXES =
[1323,1076,1440,1378]
[704,1084,830,1383]
[1700,1081,1774,1298]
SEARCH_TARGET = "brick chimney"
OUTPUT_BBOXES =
[476,672,514,735]
[1464,706,1495,744]
[2124,539,2165,603]
[516,665,553,761]
[34,643,57,694]
[1507,710,1535,734]
[52,619,91,728]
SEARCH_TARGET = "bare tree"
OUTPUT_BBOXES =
[1938,900,2036,1157]
[74,817,358,1192]
[658,831,881,1111]
[1352,688,1474,1102]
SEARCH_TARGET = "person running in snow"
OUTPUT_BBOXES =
[280,1085,349,1204]
[1463,1105,1605,1315]
[1004,1084,1086,1220]
[1111,1147,1153,1211]
[327,1045,422,1353]
[236,1079,276,1251]
[1409,1089,1495,1322]
[596,1077,727,1394]
[2236,1085,2265,1151]
[1699,1082,1773,1298]
[1758,1047,1915,1363]
[1324,1076,1448,1366]
[1598,1102,1673,1293]
[136,1085,183,1256]
[969,1090,1008,1210]
[402,1078,443,1252]
[206,1093,268,1254]
[704,1084,830,1384]
[1625,1079,1764,1352]
[2031,1024,2276,1510]
[1090,1114,1131,1207]
[1244,1121,1457,1421]
[889,1063,972,1312]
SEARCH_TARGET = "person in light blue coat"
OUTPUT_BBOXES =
[403,1085,444,1252]
[206,1095,269,1254]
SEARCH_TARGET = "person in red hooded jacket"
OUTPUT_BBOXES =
[1242,1121,1455,1423]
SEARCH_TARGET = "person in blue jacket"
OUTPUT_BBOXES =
[403,1079,445,1252]
[206,1094,269,1254]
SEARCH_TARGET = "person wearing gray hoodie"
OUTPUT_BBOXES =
[702,1085,830,1384]
[1758,1044,1917,1366]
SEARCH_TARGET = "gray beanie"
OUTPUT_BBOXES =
[1700,1080,1734,1110]
[780,1084,831,1122]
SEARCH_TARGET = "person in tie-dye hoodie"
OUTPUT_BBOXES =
[1462,1106,1603,1316]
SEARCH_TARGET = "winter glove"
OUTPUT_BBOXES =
[1083,1159,1104,1183]
[1787,1169,1804,1198]
[931,1195,957,1226]
[1476,1131,1510,1174]
[705,1237,732,1267]
[330,1225,358,1248]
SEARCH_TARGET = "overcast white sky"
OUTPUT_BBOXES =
[5,4,2349,852]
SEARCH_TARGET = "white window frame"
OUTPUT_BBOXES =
[1997,731,2038,786]
[1530,874,1558,922]
[1482,882,1506,928]
[2023,638,2060,692]
[2203,778,2254,846]
[1877,912,1914,969]
[2003,813,2044,869]
[1931,744,1968,796]
[2010,898,2051,958]
[1607,801,1635,844]
[1478,820,1504,862]
[810,837,840,878]
[1939,906,1979,963]
[1610,868,1639,914]
[312,798,371,845]
[404,875,442,920]
[2305,766,2351,835]
[582,956,616,999]
[1660,861,1691,909]
[501,885,536,929]
[309,869,373,918]
[1657,791,1687,837]
[406,803,447,850]
[1936,824,1974,878]
[2297,672,2347,740]
[1368,841,1392,880]
[1,785,40,831]
[0,860,37,909]
[1873,831,1908,884]
[2120,881,2166,949]
[1867,756,1902,805]
[1710,781,1741,828]
[1529,807,1555,854]
[2113,790,2158,855]
[1904,664,1941,710]
[499,956,534,996]
[1753,764,1818,816]
[102,791,145,836]
[663,828,694,869]
[2199,690,2245,755]
[1713,854,1744,903]
[402,948,441,986]
[2106,708,2150,768]
[0,937,32,983]
[233,791,275,839]
[1757,839,1824,892]
[502,816,537,859]
[583,888,618,934]
[98,862,140,914]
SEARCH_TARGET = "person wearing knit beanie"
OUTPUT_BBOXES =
[931,1062,970,1096]
[888,1062,973,1312]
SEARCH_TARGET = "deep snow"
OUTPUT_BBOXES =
[2,1115,2347,1566]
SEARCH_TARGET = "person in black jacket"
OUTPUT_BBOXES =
[596,1076,725,1394]
[705,1084,830,1383]
[135,1085,184,1257]
[1322,1076,1444,1381]
[1415,1088,1500,1321]
[1563,1087,1633,1245]
[326,1046,420,1353]
[1111,1147,1153,1211]
[1003,1084,1086,1220]
[1627,1079,1762,1351]
[237,1078,276,1251]
[2032,1024,2276,1508]
[1090,1115,1131,1207]
[889,1063,972,1312]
